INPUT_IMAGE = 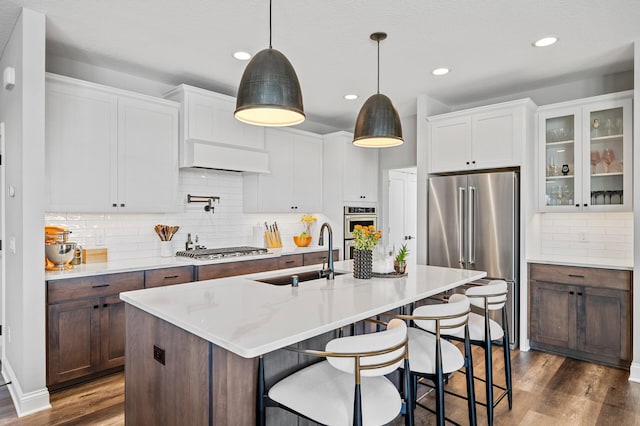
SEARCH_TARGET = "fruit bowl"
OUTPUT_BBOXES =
[293,235,312,247]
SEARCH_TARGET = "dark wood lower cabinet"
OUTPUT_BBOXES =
[47,298,101,385]
[47,272,144,388]
[529,263,632,369]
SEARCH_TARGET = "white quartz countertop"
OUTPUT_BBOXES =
[120,261,486,358]
[526,255,633,271]
[45,246,333,281]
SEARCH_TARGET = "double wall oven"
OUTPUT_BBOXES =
[343,206,377,260]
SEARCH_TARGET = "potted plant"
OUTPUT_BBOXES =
[394,244,409,274]
[351,225,382,279]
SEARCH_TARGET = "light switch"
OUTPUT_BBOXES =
[9,236,15,253]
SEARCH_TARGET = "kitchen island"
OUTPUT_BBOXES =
[120,260,485,425]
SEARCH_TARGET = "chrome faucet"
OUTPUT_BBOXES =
[318,223,334,280]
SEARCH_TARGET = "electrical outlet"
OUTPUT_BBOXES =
[579,232,587,242]
[153,345,165,365]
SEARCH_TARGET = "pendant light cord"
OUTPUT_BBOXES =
[376,38,380,94]
[269,0,272,49]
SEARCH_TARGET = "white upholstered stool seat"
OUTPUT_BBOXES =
[259,318,412,426]
[439,280,511,425]
[405,327,464,375]
[440,312,504,342]
[394,294,476,426]
[269,360,401,425]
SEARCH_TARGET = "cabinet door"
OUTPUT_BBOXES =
[529,280,577,349]
[343,143,379,202]
[582,98,632,212]
[472,108,520,169]
[45,77,117,212]
[292,133,323,211]
[48,298,101,385]
[258,129,293,211]
[538,107,582,212]
[428,117,470,173]
[100,294,127,369]
[117,95,179,212]
[577,287,631,364]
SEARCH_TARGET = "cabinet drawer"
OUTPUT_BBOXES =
[197,258,279,281]
[48,271,145,304]
[278,255,303,269]
[529,263,631,291]
[303,250,339,266]
[145,266,194,288]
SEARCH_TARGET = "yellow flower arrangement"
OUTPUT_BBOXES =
[299,214,317,237]
[352,224,382,250]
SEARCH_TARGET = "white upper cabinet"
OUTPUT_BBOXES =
[343,142,379,203]
[428,99,535,173]
[45,73,179,213]
[538,91,633,212]
[163,85,268,172]
[116,95,180,212]
[243,128,323,213]
[323,132,379,205]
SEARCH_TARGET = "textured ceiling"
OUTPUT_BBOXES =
[1,0,639,133]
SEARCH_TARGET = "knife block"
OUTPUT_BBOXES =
[265,231,282,248]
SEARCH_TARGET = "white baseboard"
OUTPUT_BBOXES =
[629,362,640,383]
[2,359,50,417]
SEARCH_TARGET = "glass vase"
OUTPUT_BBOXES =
[353,249,373,279]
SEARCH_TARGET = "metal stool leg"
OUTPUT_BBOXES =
[502,308,513,409]
[464,329,477,426]
[484,321,494,425]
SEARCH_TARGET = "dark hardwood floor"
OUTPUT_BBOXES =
[1,347,639,425]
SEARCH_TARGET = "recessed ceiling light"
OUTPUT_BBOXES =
[432,67,450,76]
[233,51,251,60]
[533,36,558,47]
[344,94,358,100]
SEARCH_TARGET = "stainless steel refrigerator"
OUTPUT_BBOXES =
[428,170,519,348]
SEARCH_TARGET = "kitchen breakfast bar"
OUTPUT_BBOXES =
[120,260,486,425]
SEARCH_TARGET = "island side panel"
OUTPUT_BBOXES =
[125,305,210,425]
[212,345,258,424]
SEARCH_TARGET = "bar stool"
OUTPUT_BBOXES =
[394,294,476,426]
[257,318,413,426]
[441,280,511,425]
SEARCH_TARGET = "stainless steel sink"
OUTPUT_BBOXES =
[256,270,346,286]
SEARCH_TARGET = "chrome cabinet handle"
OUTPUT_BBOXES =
[468,186,476,265]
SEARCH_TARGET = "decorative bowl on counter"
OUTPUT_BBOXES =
[293,235,312,247]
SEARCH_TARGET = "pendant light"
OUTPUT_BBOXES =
[353,32,403,148]
[234,0,305,127]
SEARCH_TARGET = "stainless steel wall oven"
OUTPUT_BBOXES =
[343,206,377,259]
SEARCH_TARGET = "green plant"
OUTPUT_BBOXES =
[352,225,382,250]
[395,244,409,263]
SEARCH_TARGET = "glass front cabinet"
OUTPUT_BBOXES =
[538,92,632,212]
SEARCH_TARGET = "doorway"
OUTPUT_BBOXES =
[387,168,417,260]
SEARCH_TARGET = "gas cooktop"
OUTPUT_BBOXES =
[175,246,268,260]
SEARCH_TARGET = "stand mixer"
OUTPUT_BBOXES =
[45,226,77,271]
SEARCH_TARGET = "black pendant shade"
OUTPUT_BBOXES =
[235,48,305,126]
[353,93,403,147]
[353,32,403,148]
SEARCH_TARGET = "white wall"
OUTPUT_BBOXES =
[0,8,50,416]
[45,169,330,260]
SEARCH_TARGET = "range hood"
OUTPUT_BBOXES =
[181,139,270,173]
